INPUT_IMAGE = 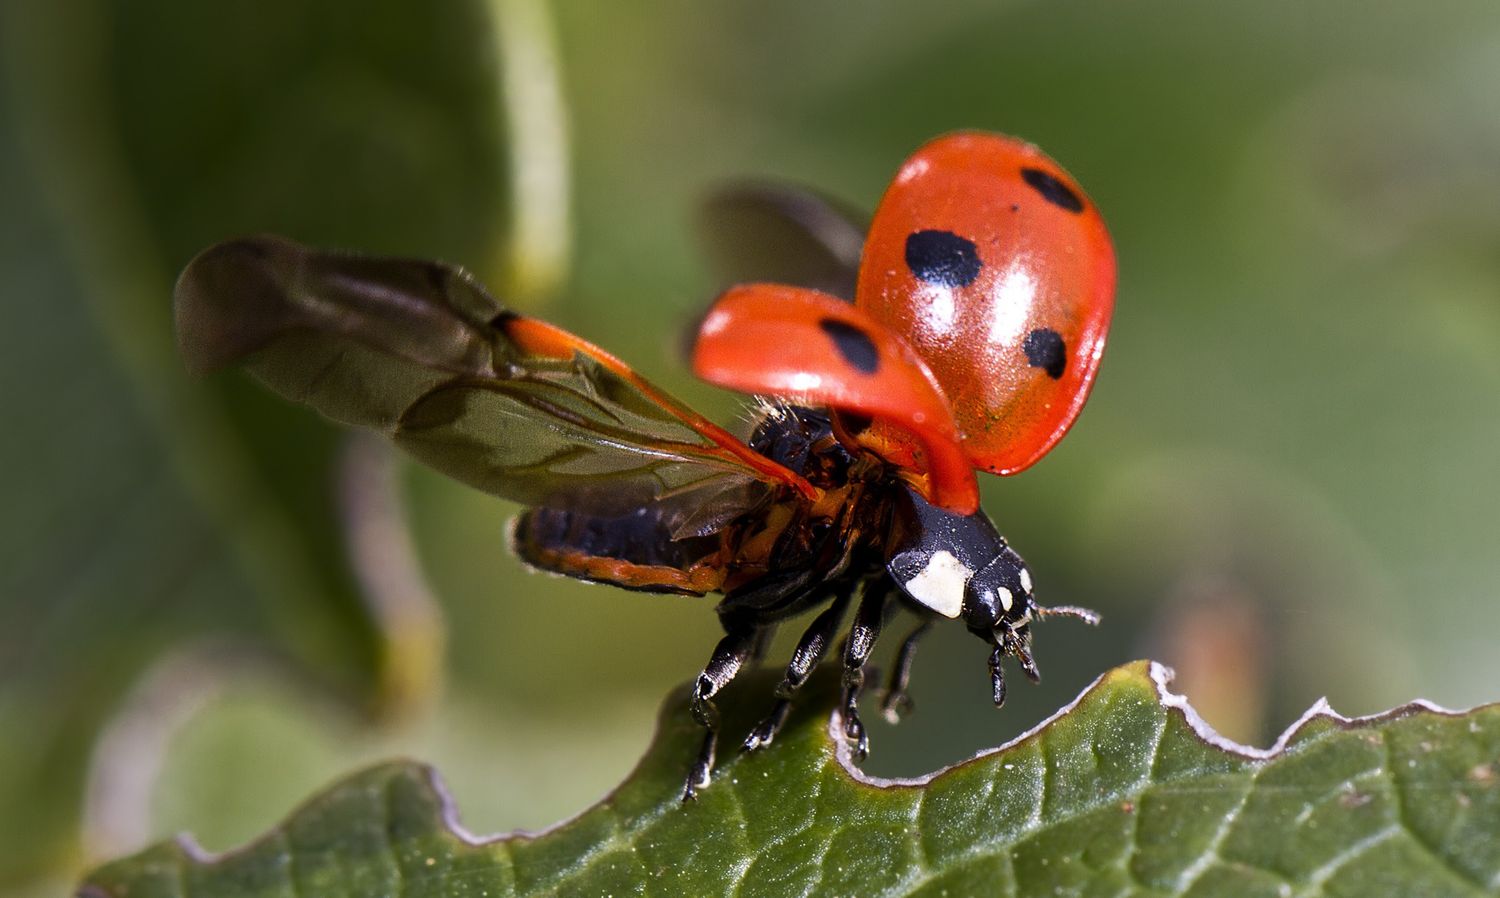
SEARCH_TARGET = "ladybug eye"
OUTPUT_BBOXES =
[1022,327,1067,379]
[1019,167,1085,213]
[904,230,982,287]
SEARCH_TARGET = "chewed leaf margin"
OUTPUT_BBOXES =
[79,661,1500,898]
[839,660,1487,783]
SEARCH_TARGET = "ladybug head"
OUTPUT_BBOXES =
[885,485,1035,633]
[959,543,1036,635]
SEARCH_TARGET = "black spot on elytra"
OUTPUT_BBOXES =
[905,230,982,287]
[819,318,879,374]
[1020,167,1084,213]
[1023,328,1067,379]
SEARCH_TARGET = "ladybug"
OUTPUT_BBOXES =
[174,131,1116,799]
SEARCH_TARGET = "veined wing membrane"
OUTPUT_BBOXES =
[175,235,816,518]
[699,182,867,301]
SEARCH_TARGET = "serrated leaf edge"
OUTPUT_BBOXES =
[151,659,1492,870]
[835,660,1489,789]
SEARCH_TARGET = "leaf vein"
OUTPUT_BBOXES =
[1381,734,1489,895]
[1293,824,1401,897]
[1172,762,1258,894]
[529,808,633,897]
[797,765,841,898]
[1118,712,1169,886]
[721,783,757,898]
[277,830,303,898]
[1037,740,1054,825]
[742,764,830,898]
[380,779,408,898]
[177,848,189,898]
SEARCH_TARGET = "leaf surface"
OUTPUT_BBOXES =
[80,662,1500,897]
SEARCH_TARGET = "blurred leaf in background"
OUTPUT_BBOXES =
[3,0,1500,894]
[1,0,512,886]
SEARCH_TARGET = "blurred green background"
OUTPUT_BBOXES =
[3,0,1499,893]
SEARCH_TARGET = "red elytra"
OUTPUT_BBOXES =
[694,284,978,514]
[695,131,1116,512]
[856,131,1117,477]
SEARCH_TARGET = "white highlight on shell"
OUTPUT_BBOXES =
[788,372,823,392]
[987,264,1037,347]
[901,550,971,619]
[700,308,730,335]
[919,283,957,334]
[894,156,931,185]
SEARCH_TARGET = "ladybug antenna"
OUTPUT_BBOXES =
[1033,604,1102,626]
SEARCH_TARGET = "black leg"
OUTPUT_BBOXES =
[743,586,855,752]
[684,619,759,800]
[988,639,1008,708]
[880,618,933,724]
[999,620,1041,684]
[743,698,791,752]
[839,579,891,761]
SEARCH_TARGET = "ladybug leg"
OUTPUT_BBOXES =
[986,620,1044,711]
[839,578,893,762]
[742,697,792,754]
[880,617,933,724]
[743,584,855,753]
[685,617,759,801]
[999,620,1041,684]
[988,638,1008,708]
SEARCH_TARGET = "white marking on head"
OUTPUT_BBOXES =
[1018,566,1033,594]
[901,550,971,619]
[995,585,1014,612]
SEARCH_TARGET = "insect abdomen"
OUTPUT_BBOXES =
[511,507,727,595]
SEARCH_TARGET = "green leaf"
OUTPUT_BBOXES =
[0,0,518,880]
[1,0,510,707]
[80,661,1500,897]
